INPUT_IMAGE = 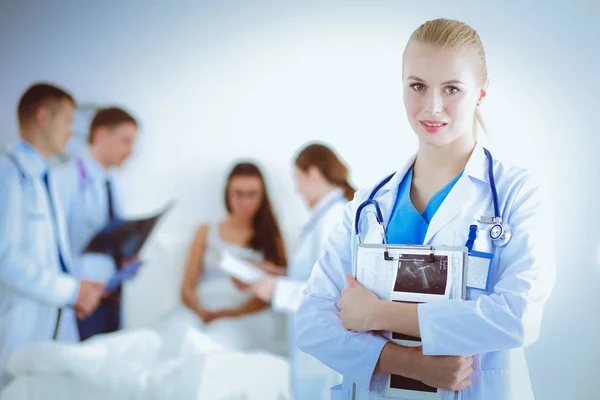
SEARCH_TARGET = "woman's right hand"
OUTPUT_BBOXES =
[196,308,217,323]
[249,275,277,302]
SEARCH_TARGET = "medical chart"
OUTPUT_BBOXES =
[215,250,267,284]
[352,244,467,400]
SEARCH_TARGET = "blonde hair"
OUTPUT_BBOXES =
[407,18,488,138]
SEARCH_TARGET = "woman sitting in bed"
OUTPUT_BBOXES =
[168,162,287,351]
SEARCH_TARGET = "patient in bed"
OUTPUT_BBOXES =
[0,162,291,400]
[162,161,288,351]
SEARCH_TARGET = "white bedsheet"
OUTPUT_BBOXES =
[1,329,289,400]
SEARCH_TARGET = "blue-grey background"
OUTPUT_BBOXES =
[0,1,597,398]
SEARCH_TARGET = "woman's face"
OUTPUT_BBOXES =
[403,42,486,147]
[227,175,264,219]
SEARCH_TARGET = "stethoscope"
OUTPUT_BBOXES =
[354,148,512,248]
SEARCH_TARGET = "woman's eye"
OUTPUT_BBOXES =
[411,83,425,91]
[444,86,459,95]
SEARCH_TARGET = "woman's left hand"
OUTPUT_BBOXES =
[338,273,380,332]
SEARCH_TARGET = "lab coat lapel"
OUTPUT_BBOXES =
[374,154,417,233]
[424,175,475,244]
[423,144,487,244]
[47,172,74,270]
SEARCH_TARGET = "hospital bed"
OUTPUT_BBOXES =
[0,234,290,400]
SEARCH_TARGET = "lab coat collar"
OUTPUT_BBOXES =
[465,142,489,184]
[368,142,488,244]
[310,188,345,218]
[79,149,109,183]
[372,153,417,199]
[424,144,491,244]
[9,139,49,178]
[373,142,489,199]
[300,188,345,237]
[362,154,416,235]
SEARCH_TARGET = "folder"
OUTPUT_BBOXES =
[82,201,174,259]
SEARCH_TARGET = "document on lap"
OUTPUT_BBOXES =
[215,250,267,284]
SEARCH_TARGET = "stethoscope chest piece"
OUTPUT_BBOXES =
[489,220,512,247]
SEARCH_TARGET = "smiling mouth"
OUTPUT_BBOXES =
[419,120,448,133]
[421,121,447,127]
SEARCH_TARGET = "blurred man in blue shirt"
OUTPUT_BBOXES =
[54,107,139,340]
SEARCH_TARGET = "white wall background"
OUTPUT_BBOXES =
[1,1,598,398]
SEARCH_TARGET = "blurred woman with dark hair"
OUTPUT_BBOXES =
[175,161,287,350]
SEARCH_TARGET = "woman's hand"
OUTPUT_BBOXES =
[231,277,250,291]
[256,260,286,276]
[209,308,240,322]
[120,256,141,268]
[249,275,277,302]
[337,273,380,332]
[196,308,218,323]
[377,343,473,392]
[408,346,473,391]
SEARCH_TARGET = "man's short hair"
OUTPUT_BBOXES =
[89,107,138,144]
[17,82,76,126]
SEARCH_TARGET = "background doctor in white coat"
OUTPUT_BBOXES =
[296,19,555,399]
[249,143,353,399]
[0,83,105,390]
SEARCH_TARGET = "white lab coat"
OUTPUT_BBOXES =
[53,151,120,283]
[0,141,79,390]
[272,188,345,400]
[296,144,556,400]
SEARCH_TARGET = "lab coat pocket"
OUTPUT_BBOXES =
[24,213,47,240]
[456,228,494,301]
[24,211,48,242]
[24,196,46,219]
[454,227,492,253]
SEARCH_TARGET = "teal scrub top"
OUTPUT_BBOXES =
[386,167,463,245]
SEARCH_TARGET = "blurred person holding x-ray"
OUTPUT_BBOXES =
[248,143,353,400]
[53,107,139,340]
[0,83,105,389]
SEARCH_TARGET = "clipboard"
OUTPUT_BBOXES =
[351,243,468,400]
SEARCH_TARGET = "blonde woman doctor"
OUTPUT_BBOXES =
[296,19,555,400]
[249,143,354,400]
